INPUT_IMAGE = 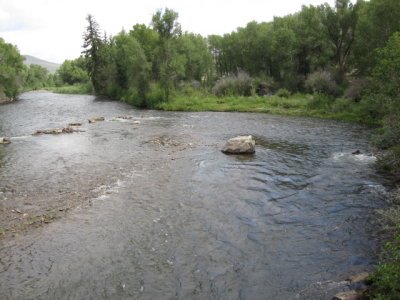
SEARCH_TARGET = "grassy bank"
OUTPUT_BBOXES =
[40,87,375,125]
[45,83,93,95]
[368,188,400,299]
[153,92,376,124]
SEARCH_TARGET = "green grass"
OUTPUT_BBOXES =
[154,92,377,124]
[45,83,93,95]
[368,189,400,299]
[369,227,400,299]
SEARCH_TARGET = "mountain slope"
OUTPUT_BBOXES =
[23,55,60,74]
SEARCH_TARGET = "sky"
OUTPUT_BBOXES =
[0,0,335,64]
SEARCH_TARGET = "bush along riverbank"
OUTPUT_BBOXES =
[45,82,93,95]
[366,188,400,299]
[151,91,376,124]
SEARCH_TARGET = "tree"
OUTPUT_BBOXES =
[294,5,331,77]
[82,14,108,94]
[151,8,182,100]
[56,57,89,85]
[372,32,400,104]
[112,31,149,104]
[270,16,298,89]
[366,32,400,157]
[129,24,159,78]
[176,33,214,84]
[320,0,359,83]
[0,38,25,100]
[24,64,51,89]
[353,0,400,74]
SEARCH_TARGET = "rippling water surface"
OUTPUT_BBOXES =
[0,91,388,299]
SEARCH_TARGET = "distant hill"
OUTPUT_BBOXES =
[23,55,60,74]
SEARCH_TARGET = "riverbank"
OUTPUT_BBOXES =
[45,83,93,95]
[366,187,400,299]
[43,86,377,125]
[153,92,375,124]
[0,96,15,104]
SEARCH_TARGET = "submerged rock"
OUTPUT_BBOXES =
[0,137,11,144]
[33,127,78,135]
[332,289,366,300]
[69,122,82,126]
[0,96,13,104]
[88,117,105,123]
[347,272,370,283]
[222,135,256,154]
[352,150,361,155]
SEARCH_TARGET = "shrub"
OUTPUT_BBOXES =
[330,97,352,113]
[212,72,252,97]
[120,88,140,105]
[306,93,335,109]
[50,83,93,95]
[369,258,400,300]
[344,78,370,102]
[146,83,168,107]
[373,107,400,150]
[178,80,201,95]
[281,74,305,93]
[375,146,400,174]
[305,70,340,97]
[253,76,275,96]
[368,213,400,300]
[368,188,400,300]
[275,88,291,98]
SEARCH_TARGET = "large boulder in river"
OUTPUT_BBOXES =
[222,135,256,154]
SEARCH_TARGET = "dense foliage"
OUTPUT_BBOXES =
[0,38,56,101]
[0,38,25,101]
[78,1,399,107]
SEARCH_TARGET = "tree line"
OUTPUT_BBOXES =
[2,0,399,109]
[0,38,55,102]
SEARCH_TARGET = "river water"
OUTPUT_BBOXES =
[0,91,388,299]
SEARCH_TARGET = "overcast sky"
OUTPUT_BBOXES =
[0,0,335,64]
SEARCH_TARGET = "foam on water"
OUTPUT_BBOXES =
[332,152,377,163]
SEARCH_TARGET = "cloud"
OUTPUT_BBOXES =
[0,0,336,63]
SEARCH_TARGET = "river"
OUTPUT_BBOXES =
[0,91,389,299]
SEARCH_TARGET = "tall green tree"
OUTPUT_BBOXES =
[129,24,159,78]
[112,31,149,104]
[176,33,214,83]
[151,8,182,100]
[372,32,400,103]
[320,0,359,83]
[23,64,51,89]
[82,14,109,94]
[294,5,331,77]
[0,38,25,100]
[56,57,89,85]
[353,0,400,74]
[270,16,298,89]
[366,32,400,151]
